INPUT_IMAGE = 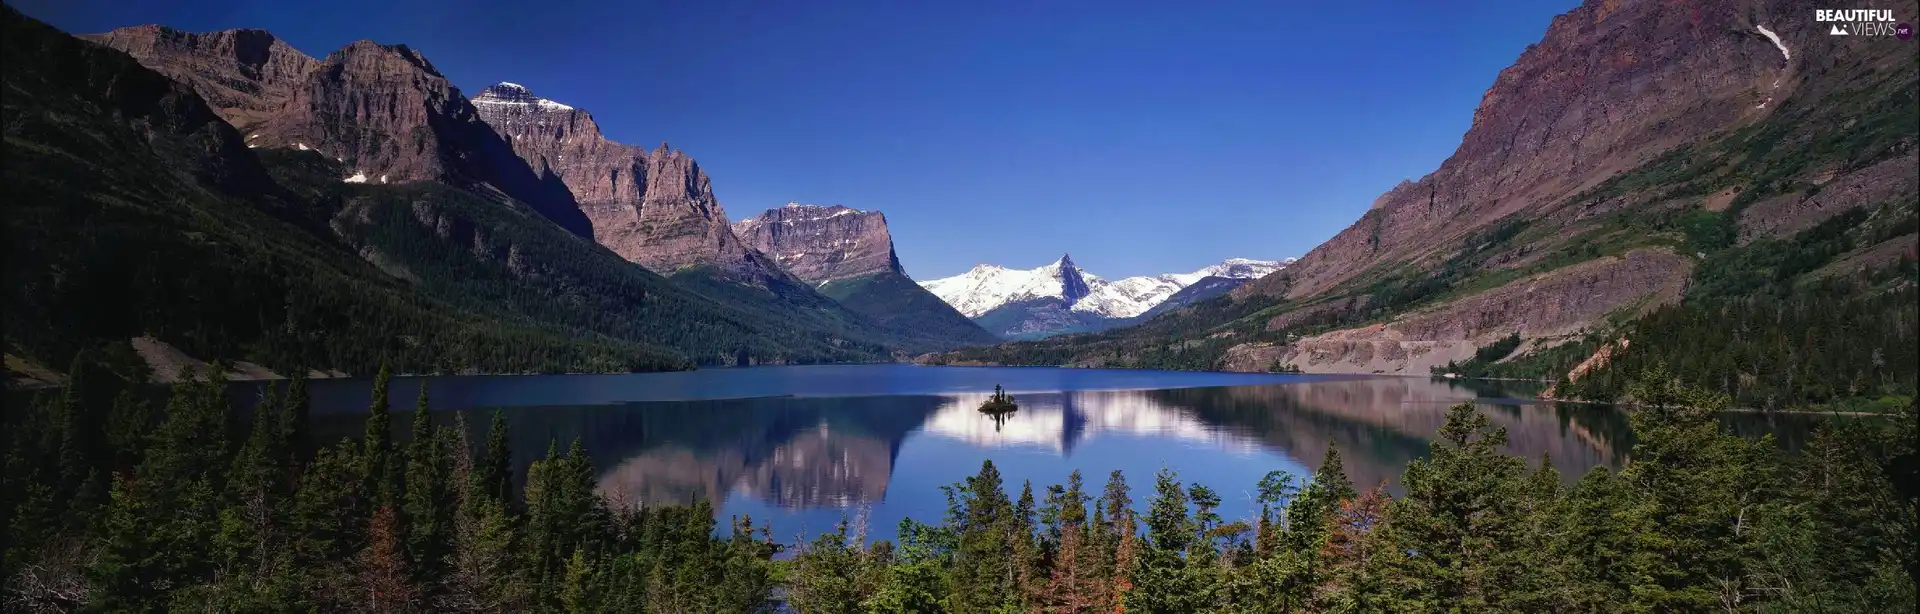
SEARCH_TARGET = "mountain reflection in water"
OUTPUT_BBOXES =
[304,371,1769,539]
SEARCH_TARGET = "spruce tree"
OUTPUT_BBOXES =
[1252,470,1297,558]
[95,372,232,604]
[363,363,397,507]
[948,460,1013,613]
[1380,402,1528,610]
[1012,480,1045,608]
[478,410,513,505]
[403,384,450,580]
[294,442,368,564]
[1313,486,1395,612]
[280,372,311,464]
[1616,369,1770,611]
[559,548,601,614]
[1126,467,1199,613]
[1552,467,1638,610]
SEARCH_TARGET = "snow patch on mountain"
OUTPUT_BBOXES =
[473,82,575,111]
[921,256,1293,319]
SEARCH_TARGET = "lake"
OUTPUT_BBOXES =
[277,365,1815,542]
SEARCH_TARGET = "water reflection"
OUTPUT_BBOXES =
[303,373,1790,538]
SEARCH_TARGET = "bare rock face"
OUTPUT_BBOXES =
[1224,249,1692,374]
[90,30,593,238]
[731,203,905,285]
[470,83,776,278]
[1244,0,1823,301]
[1737,152,1920,242]
[82,25,318,133]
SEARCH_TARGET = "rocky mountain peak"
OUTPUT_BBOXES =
[478,82,536,101]
[470,79,778,279]
[922,256,1291,338]
[329,40,441,77]
[1053,254,1092,302]
[734,203,904,285]
[1244,0,1822,301]
[473,81,577,111]
[83,24,319,132]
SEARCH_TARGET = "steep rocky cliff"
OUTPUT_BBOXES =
[89,30,593,237]
[4,6,688,375]
[732,203,904,284]
[935,0,1918,375]
[81,25,318,133]
[729,203,995,346]
[471,83,778,278]
[1215,0,1919,374]
[1244,0,1828,301]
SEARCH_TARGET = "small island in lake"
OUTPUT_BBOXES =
[978,384,1019,414]
[979,384,1020,431]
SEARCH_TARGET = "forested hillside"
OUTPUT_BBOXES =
[265,150,920,366]
[934,1,1919,410]
[818,272,1001,349]
[2,6,975,378]
[0,7,683,377]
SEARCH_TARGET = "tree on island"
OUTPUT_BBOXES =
[979,385,1020,432]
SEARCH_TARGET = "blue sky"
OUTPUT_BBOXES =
[20,0,1577,279]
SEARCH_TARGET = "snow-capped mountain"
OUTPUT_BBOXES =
[920,255,1293,338]
[920,254,1094,318]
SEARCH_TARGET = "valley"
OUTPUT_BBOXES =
[2,0,1915,611]
[929,0,1918,412]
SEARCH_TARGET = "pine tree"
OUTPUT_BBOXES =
[403,384,450,582]
[1253,470,1298,558]
[478,411,512,505]
[1084,469,1134,611]
[90,372,232,607]
[105,388,157,469]
[948,460,1013,613]
[1508,455,1565,611]
[1045,519,1098,614]
[1126,467,1199,613]
[354,504,419,612]
[1615,369,1772,611]
[523,439,564,597]
[1380,402,1529,610]
[1552,467,1639,610]
[787,517,865,614]
[1012,480,1046,608]
[227,382,286,504]
[714,514,777,613]
[559,548,600,613]
[443,496,529,612]
[866,518,948,614]
[1314,485,1395,612]
[363,363,398,508]
[51,354,96,516]
[281,372,311,465]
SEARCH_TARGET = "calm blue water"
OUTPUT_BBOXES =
[288,366,1642,541]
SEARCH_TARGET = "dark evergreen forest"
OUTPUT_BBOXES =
[3,362,1912,612]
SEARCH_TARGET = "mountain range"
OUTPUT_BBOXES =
[5,0,1914,403]
[931,0,1917,404]
[921,256,1291,339]
[2,7,1003,379]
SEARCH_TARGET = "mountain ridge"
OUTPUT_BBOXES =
[922,255,1292,339]
[19,12,989,373]
[468,81,785,281]
[733,202,996,348]
[930,0,1917,395]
